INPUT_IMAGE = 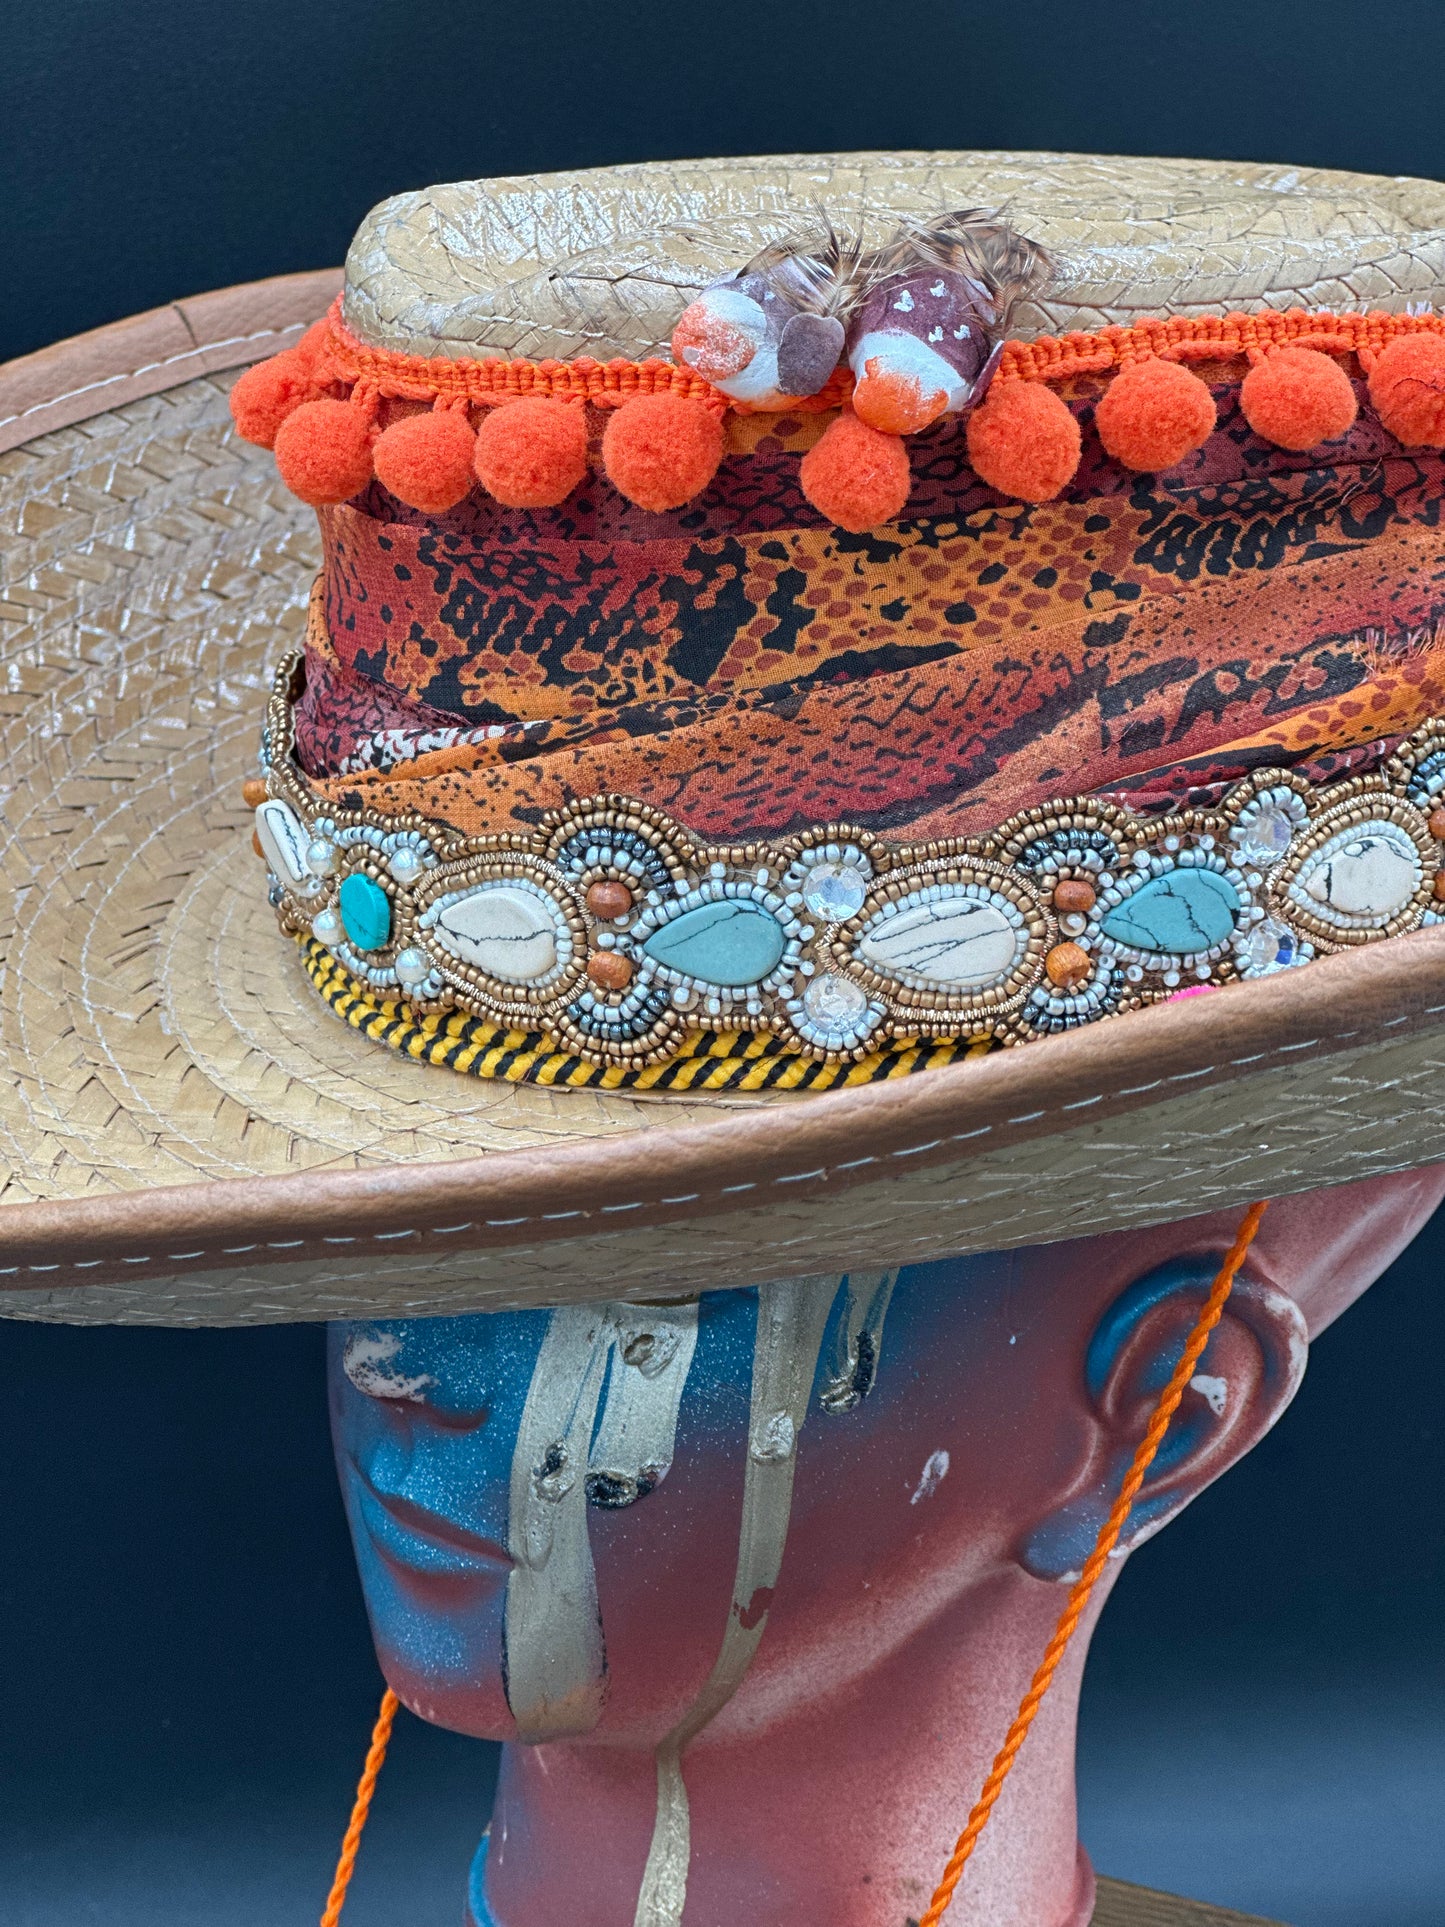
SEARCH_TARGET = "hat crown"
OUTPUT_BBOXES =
[342,150,1445,363]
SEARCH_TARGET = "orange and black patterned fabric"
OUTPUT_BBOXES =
[296,378,1445,839]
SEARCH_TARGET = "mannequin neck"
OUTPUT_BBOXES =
[468,1566,1100,1927]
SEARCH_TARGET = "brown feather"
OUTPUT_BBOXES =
[745,215,869,322]
[872,209,1054,325]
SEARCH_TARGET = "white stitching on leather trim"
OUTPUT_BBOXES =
[10,1016,1442,1279]
[0,322,308,432]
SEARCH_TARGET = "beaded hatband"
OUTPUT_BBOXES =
[256,656,1445,1085]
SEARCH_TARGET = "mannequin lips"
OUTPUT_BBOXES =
[351,1464,513,1578]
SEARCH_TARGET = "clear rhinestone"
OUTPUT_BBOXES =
[801,860,869,921]
[1239,917,1299,974]
[803,973,869,1029]
[1233,802,1297,867]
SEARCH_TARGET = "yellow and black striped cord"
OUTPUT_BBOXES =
[302,938,995,1093]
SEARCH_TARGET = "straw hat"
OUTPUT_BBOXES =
[2,149,1444,1327]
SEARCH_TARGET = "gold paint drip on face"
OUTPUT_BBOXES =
[632,1274,841,1927]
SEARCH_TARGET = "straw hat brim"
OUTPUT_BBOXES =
[1,267,1442,1327]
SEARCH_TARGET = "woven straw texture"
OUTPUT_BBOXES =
[2,150,1445,1325]
[1091,1878,1284,1927]
[5,981,1441,1324]
[344,150,1445,361]
[0,371,753,1216]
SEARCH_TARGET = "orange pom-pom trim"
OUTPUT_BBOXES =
[1240,346,1357,450]
[1367,333,1445,448]
[1095,358,1216,472]
[966,382,1081,503]
[229,349,319,449]
[798,412,911,531]
[291,316,332,373]
[372,404,477,513]
[474,398,589,508]
[601,395,725,512]
[273,396,376,506]
[254,299,1445,517]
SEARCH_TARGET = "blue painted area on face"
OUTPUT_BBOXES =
[327,1310,551,1692]
[1085,1255,1227,1401]
[1023,1253,1232,1581]
[328,1290,770,1708]
[467,1834,497,1926]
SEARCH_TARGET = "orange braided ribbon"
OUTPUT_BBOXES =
[917,1197,1271,1927]
[319,1686,399,1927]
[316,296,1445,417]
[995,308,1445,386]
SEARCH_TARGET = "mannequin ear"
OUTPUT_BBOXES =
[1019,1254,1308,1582]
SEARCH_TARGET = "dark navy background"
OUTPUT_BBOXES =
[2,3,1443,1920]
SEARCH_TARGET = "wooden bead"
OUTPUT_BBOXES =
[251,829,265,860]
[586,879,634,920]
[587,951,635,991]
[1433,872,1445,902]
[1045,940,1092,989]
[1052,878,1097,915]
[242,778,268,807]
[1428,806,1445,841]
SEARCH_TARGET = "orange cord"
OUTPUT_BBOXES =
[319,1686,400,1927]
[917,1197,1271,1927]
[318,1198,1268,1927]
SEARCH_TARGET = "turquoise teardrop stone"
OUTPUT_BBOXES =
[641,899,786,986]
[339,872,392,952]
[1101,867,1239,955]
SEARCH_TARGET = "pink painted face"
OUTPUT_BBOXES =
[329,1165,1444,1927]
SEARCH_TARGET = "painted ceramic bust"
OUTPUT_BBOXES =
[329,1165,1444,1927]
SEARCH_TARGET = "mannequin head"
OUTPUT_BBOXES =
[329,1166,1444,1927]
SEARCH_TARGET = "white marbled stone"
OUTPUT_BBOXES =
[1296,822,1421,923]
[255,799,310,887]
[858,893,1022,989]
[434,883,564,983]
